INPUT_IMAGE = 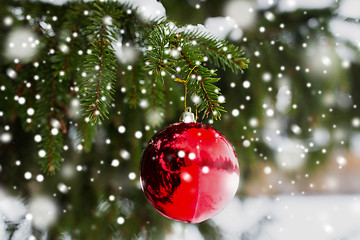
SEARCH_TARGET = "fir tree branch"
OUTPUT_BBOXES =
[80,3,118,123]
[36,73,64,173]
[151,75,157,110]
[146,74,165,126]
[145,24,234,119]
[181,29,250,73]
[81,122,97,152]
[123,62,142,108]
[201,40,248,71]
[37,7,87,172]
[94,31,106,115]
[1,0,251,176]
[179,51,220,118]
[49,77,56,171]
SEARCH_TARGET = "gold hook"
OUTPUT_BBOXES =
[174,66,197,111]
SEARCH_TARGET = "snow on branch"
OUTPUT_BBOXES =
[0,0,249,173]
[145,23,249,119]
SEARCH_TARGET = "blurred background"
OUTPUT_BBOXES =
[1,0,360,239]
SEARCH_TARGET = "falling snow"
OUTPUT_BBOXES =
[1,0,360,239]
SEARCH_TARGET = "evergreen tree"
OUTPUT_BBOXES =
[0,0,359,239]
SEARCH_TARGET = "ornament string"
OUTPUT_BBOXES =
[174,66,198,120]
[194,85,198,121]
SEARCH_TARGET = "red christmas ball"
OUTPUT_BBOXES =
[140,121,239,223]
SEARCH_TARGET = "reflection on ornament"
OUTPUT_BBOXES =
[140,122,239,223]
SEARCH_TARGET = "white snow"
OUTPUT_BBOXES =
[330,19,360,51]
[32,0,166,21]
[213,197,272,238]
[119,0,166,21]
[256,0,340,11]
[118,125,126,134]
[28,195,58,229]
[117,216,125,224]
[0,190,33,238]
[5,27,40,62]
[262,119,307,171]
[12,220,32,240]
[0,196,26,222]
[213,195,360,240]
[0,133,12,143]
[257,0,276,9]
[33,0,69,5]
[175,24,212,37]
[0,213,9,240]
[274,138,306,170]
[60,232,72,240]
[204,17,241,40]
[175,16,240,41]
[337,0,360,18]
[113,42,139,64]
[6,68,17,79]
[146,109,163,125]
[312,128,331,147]
[166,223,204,240]
[58,183,68,193]
[350,132,360,157]
[61,163,76,179]
[224,0,257,29]
[276,86,292,113]
[3,16,14,26]
[277,0,336,12]
[111,159,120,167]
[120,149,130,160]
